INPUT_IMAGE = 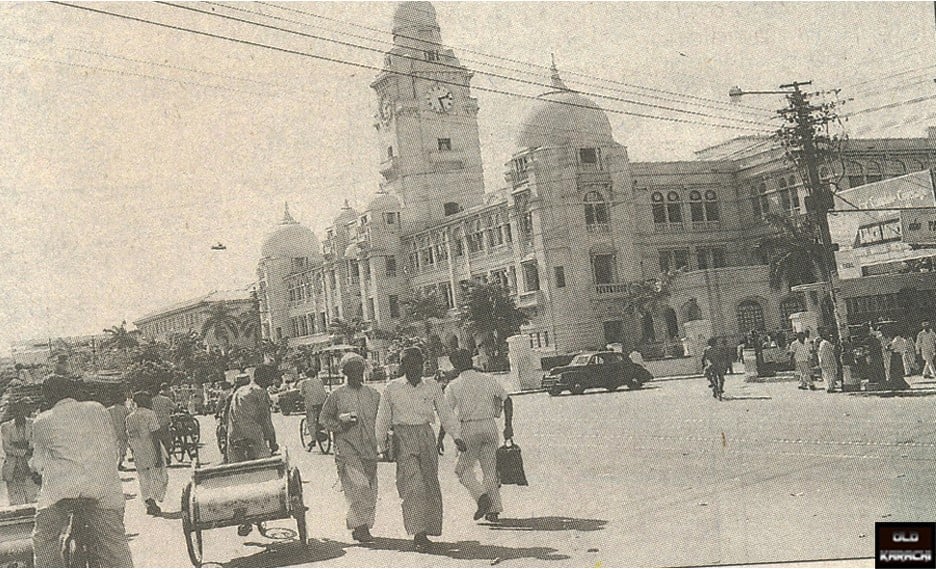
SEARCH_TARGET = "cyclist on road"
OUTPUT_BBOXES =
[297,365,328,451]
[30,374,133,567]
[702,337,726,400]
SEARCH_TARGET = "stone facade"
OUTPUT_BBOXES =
[256,1,936,362]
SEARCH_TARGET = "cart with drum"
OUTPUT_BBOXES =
[180,452,307,567]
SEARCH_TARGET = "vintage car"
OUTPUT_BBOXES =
[542,351,653,396]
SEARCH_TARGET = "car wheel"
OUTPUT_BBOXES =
[628,379,643,390]
[548,388,562,396]
[571,382,585,395]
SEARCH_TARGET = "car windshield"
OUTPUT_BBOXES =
[569,354,592,366]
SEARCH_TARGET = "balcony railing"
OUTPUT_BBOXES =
[516,290,540,307]
[586,223,611,234]
[690,220,721,231]
[595,283,628,295]
[653,222,685,234]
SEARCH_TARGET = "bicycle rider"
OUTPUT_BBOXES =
[297,364,328,450]
[30,374,134,567]
[702,337,726,399]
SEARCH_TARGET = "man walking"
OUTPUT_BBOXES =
[106,393,130,471]
[916,321,936,378]
[150,383,176,465]
[319,353,381,543]
[789,332,815,390]
[226,364,279,537]
[444,349,513,523]
[375,347,466,551]
[817,330,838,393]
[30,375,133,567]
[297,366,328,451]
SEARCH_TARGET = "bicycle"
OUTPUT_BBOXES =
[299,416,332,454]
[706,368,725,401]
[58,498,96,567]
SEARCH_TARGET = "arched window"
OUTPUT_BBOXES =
[584,190,610,229]
[704,190,720,222]
[641,313,656,343]
[749,185,762,218]
[787,177,800,210]
[444,202,461,216]
[779,295,805,330]
[846,161,865,188]
[737,300,765,334]
[866,162,883,184]
[651,192,666,224]
[758,182,770,215]
[663,307,679,338]
[666,191,683,223]
[681,299,703,322]
[689,190,704,222]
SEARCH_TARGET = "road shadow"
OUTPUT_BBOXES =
[722,394,772,401]
[155,509,183,520]
[480,516,607,532]
[359,536,570,562]
[852,389,936,398]
[222,538,346,567]
[551,385,660,397]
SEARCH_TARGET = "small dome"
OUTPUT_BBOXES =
[260,203,323,263]
[333,199,359,228]
[516,65,615,150]
[367,190,400,212]
[393,2,439,36]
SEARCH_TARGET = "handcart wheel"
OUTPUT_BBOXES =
[181,481,203,567]
[215,423,226,456]
[288,467,308,545]
[299,417,310,452]
[189,416,201,444]
[187,442,200,466]
[317,428,332,455]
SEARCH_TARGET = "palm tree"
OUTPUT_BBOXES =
[458,280,529,371]
[201,302,240,347]
[401,288,448,338]
[238,308,261,346]
[755,212,826,289]
[619,269,680,320]
[103,322,138,351]
[327,318,364,345]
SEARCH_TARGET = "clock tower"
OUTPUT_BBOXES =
[371,1,486,234]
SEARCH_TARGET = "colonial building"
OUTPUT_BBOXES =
[256,1,936,363]
[134,287,256,347]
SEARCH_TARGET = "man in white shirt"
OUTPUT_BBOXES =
[297,367,328,451]
[788,332,815,390]
[30,375,133,567]
[916,321,936,378]
[375,347,466,551]
[444,349,513,523]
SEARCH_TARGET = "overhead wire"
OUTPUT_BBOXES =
[256,0,777,118]
[157,1,775,131]
[50,2,773,134]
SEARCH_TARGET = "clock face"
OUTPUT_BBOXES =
[426,85,454,113]
[379,97,393,125]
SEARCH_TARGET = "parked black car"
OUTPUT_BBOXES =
[542,351,652,396]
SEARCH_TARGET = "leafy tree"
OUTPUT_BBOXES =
[619,270,680,320]
[259,338,290,368]
[400,289,449,373]
[201,302,240,347]
[458,280,529,371]
[755,212,826,289]
[239,291,262,346]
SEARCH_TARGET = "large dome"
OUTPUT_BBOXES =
[260,204,323,262]
[333,200,359,228]
[516,67,615,150]
[367,190,400,212]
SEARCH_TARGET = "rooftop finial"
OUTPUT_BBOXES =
[282,202,296,224]
[343,199,351,209]
[549,53,569,90]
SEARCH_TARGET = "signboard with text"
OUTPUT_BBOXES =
[827,169,936,279]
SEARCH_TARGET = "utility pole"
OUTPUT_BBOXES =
[731,81,847,338]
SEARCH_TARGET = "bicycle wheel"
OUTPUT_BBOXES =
[317,429,332,455]
[299,417,310,451]
[288,467,308,546]
[182,481,203,567]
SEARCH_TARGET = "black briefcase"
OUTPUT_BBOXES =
[496,438,528,486]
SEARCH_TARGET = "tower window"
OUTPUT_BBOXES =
[554,266,566,288]
[522,261,540,291]
[579,148,599,164]
[389,295,400,318]
[437,138,452,151]
[386,256,397,277]
[387,146,394,159]
[424,50,440,62]
[592,254,616,285]
[443,202,461,216]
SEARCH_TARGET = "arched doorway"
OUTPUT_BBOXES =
[663,307,679,339]
[737,299,766,334]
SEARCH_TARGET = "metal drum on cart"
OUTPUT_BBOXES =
[180,452,307,567]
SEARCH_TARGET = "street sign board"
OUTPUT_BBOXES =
[900,208,936,246]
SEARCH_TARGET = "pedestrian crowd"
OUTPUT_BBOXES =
[0,344,516,565]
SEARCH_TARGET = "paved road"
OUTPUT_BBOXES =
[118,373,936,567]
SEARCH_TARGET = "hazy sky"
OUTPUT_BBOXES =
[1,1,934,354]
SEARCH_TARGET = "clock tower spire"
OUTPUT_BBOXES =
[371,1,485,234]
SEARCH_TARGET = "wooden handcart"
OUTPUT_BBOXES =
[169,412,201,465]
[180,453,307,567]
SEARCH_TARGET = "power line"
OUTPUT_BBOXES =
[157,1,774,130]
[845,92,936,118]
[257,0,777,118]
[50,2,771,134]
